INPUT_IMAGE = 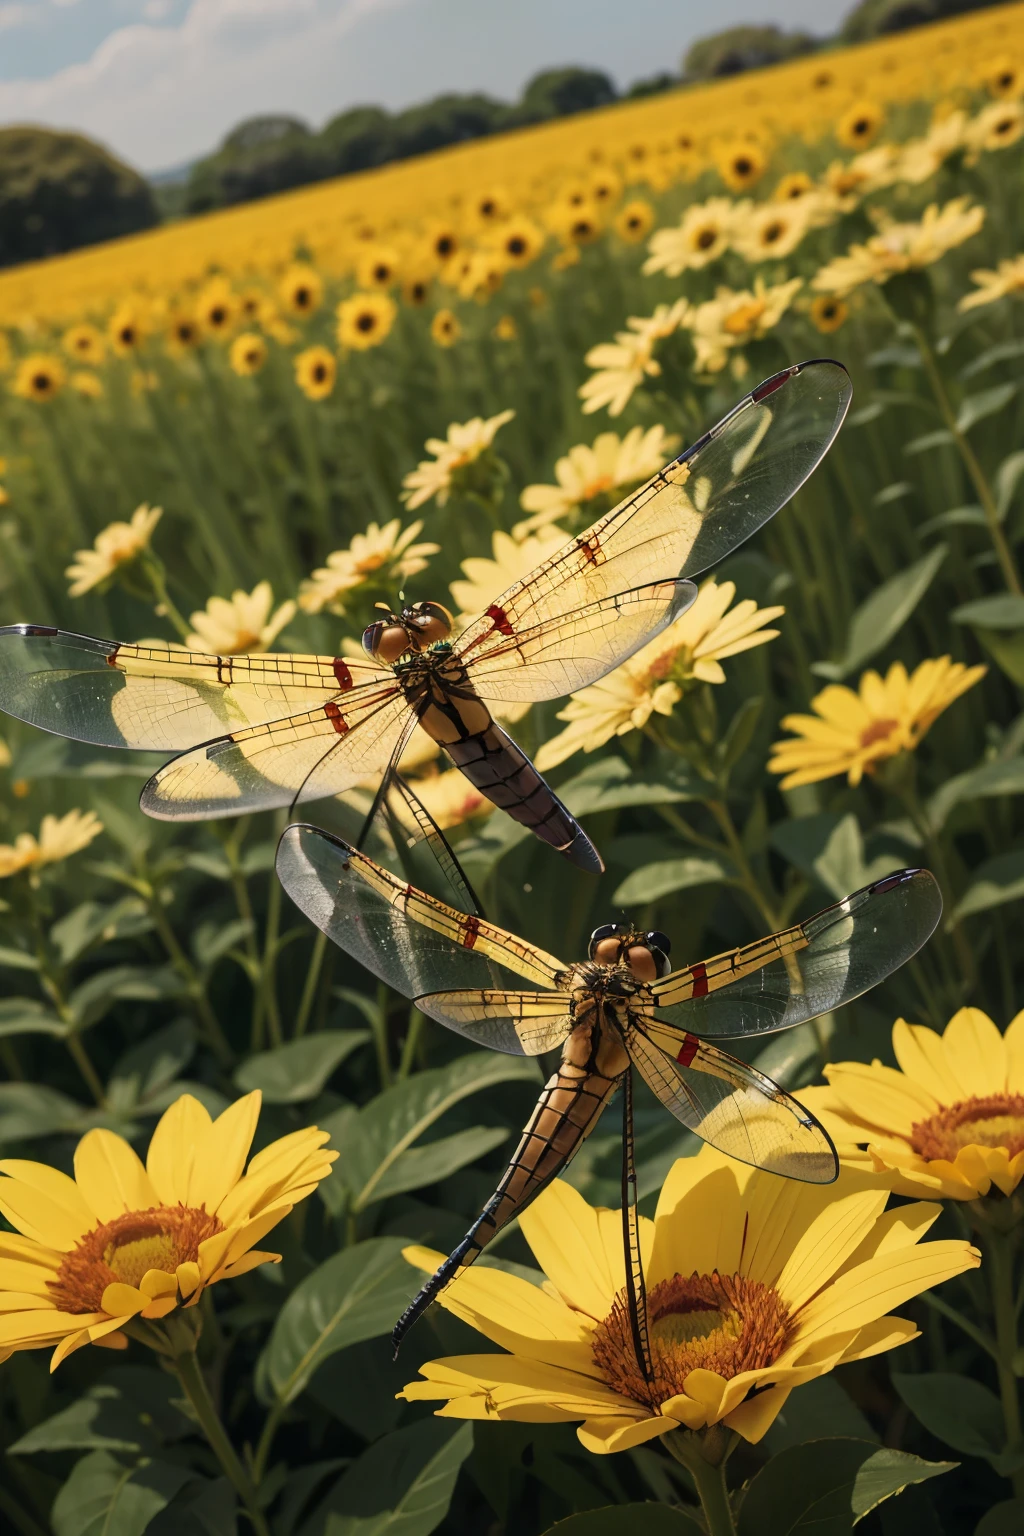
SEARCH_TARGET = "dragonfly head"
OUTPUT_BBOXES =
[588,923,672,982]
[361,601,453,664]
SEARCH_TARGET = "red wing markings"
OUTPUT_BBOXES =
[675,1032,700,1067]
[332,658,354,690]
[484,605,515,638]
[324,701,351,735]
[462,915,481,950]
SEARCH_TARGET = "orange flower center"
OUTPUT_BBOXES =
[859,717,899,750]
[911,1094,1024,1161]
[724,299,766,335]
[581,473,615,501]
[49,1204,223,1315]
[592,1271,790,1410]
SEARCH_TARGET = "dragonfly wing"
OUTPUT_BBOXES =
[651,868,941,1040]
[415,989,574,1056]
[456,360,850,676]
[373,772,486,917]
[140,680,408,820]
[464,579,697,704]
[0,626,385,751]
[275,824,570,1000]
[628,1016,838,1183]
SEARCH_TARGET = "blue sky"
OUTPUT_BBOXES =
[0,0,849,173]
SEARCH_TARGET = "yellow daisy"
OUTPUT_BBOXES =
[614,200,656,244]
[336,291,397,351]
[642,198,737,277]
[965,99,1024,157]
[769,657,986,789]
[401,410,515,511]
[686,278,802,375]
[0,1091,336,1370]
[450,527,567,623]
[62,324,105,365]
[0,810,103,880]
[66,503,163,597]
[730,200,813,264]
[809,295,850,333]
[13,354,66,403]
[278,262,323,317]
[803,1008,1024,1200]
[185,582,295,654]
[108,303,145,356]
[579,301,690,417]
[535,580,783,770]
[813,199,985,299]
[837,100,885,150]
[298,519,439,616]
[399,1147,978,1452]
[294,345,336,401]
[229,332,268,375]
[716,142,767,193]
[516,424,680,539]
[959,255,1024,311]
[430,308,461,347]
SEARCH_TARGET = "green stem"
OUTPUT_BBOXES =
[373,983,392,1090]
[293,928,327,1039]
[65,1033,106,1105]
[173,1348,271,1536]
[260,846,283,1049]
[250,1400,286,1486]
[398,1006,426,1079]
[913,325,1022,595]
[145,887,234,1065]
[663,1426,737,1536]
[140,555,193,641]
[984,1225,1024,1498]
[919,1289,999,1361]
[706,798,782,932]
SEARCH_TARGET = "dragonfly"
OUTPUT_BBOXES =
[0,360,850,873]
[274,823,941,1377]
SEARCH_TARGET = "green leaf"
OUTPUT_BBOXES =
[299,1420,473,1536]
[9,1367,191,1455]
[762,1376,878,1454]
[613,855,734,905]
[50,1450,195,1536]
[717,696,763,776]
[904,429,954,455]
[811,544,947,681]
[192,917,254,969]
[558,755,702,815]
[329,1051,540,1214]
[953,593,1024,629]
[960,338,1024,379]
[234,1030,370,1103]
[737,1438,954,1535]
[953,850,1024,920]
[976,1501,1024,1535]
[0,997,66,1039]
[0,1081,87,1141]
[106,1022,195,1112]
[956,381,1017,432]
[542,1508,703,1535]
[68,964,183,1031]
[0,943,39,970]
[918,505,986,536]
[873,482,915,506]
[996,450,1024,519]
[928,756,1024,832]
[373,1124,508,1202]
[50,897,151,965]
[258,1237,419,1406]
[770,812,842,876]
[891,1371,1016,1471]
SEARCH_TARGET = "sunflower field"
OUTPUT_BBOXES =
[7,3,1024,1533]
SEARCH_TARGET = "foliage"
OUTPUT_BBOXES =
[681,26,819,81]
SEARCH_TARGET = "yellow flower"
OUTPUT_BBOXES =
[336,291,397,350]
[494,217,545,269]
[837,100,884,150]
[775,171,814,201]
[730,200,812,264]
[229,332,268,375]
[493,315,517,342]
[185,582,295,654]
[355,245,401,290]
[686,277,802,374]
[66,503,163,597]
[896,110,967,184]
[548,197,603,247]
[516,424,681,539]
[960,254,1024,311]
[62,324,105,365]
[769,657,987,789]
[536,580,783,770]
[431,308,461,347]
[802,1008,1024,1201]
[716,141,767,192]
[809,295,849,333]
[579,300,690,417]
[642,198,737,277]
[399,765,492,831]
[165,312,201,354]
[813,199,985,298]
[965,99,1024,156]
[401,409,515,511]
[424,223,460,267]
[196,279,237,338]
[402,271,432,306]
[450,527,567,622]
[398,1147,978,1451]
[0,810,103,879]
[294,345,336,400]
[298,519,439,615]
[69,371,103,399]
[108,303,145,356]
[278,263,323,316]
[13,354,66,403]
[469,186,511,226]
[0,1091,336,1370]
[614,200,655,243]
[980,53,1023,99]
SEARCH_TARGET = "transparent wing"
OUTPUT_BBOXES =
[373,772,486,917]
[456,360,851,683]
[0,625,386,751]
[651,869,941,1040]
[140,681,408,820]
[463,579,697,704]
[414,989,574,1056]
[275,824,570,998]
[628,1017,838,1183]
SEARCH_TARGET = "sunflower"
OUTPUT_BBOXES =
[69,371,103,399]
[425,223,460,266]
[355,246,401,290]
[12,354,66,403]
[614,200,655,243]
[450,527,566,622]
[336,291,397,351]
[186,582,295,654]
[402,272,432,306]
[496,218,545,269]
[165,312,201,355]
[278,262,323,317]
[803,1009,1024,1202]
[0,1091,336,1370]
[965,99,1024,156]
[775,171,814,201]
[294,345,336,401]
[108,304,145,356]
[470,186,511,226]
[589,169,622,205]
[716,142,767,192]
[768,657,986,789]
[65,503,163,597]
[980,53,1023,99]
[298,519,439,616]
[196,280,236,338]
[535,580,783,770]
[430,308,461,347]
[837,100,884,149]
[730,201,812,263]
[399,1146,978,1452]
[62,324,105,365]
[229,332,268,375]
[809,295,849,333]
[516,423,680,539]
[0,810,103,881]
[401,409,515,511]
[642,199,736,277]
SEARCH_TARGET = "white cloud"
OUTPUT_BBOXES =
[0,5,33,31]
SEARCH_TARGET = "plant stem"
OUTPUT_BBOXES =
[250,1400,286,1486]
[398,1006,426,1079]
[294,928,327,1039]
[173,1348,271,1536]
[141,555,194,641]
[65,1033,106,1105]
[144,884,234,1065]
[663,1426,737,1536]
[919,1289,999,1361]
[373,983,392,1090]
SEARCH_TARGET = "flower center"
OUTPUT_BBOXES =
[724,300,766,335]
[592,1270,790,1410]
[911,1093,1024,1161]
[695,226,719,250]
[762,221,786,245]
[48,1204,224,1314]
[581,473,615,502]
[858,717,899,750]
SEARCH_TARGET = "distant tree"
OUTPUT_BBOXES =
[511,67,618,125]
[185,116,328,213]
[682,25,818,80]
[624,72,680,100]
[388,93,506,159]
[841,0,990,41]
[0,125,157,267]
[320,106,394,175]
[221,115,310,153]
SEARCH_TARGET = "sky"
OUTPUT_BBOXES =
[0,0,850,175]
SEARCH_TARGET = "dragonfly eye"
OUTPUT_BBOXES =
[406,601,453,646]
[362,622,410,664]
[588,922,621,957]
[646,931,671,957]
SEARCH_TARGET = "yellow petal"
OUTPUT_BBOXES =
[100,1283,147,1318]
[0,1308,101,1343]
[824,1061,936,1137]
[92,1330,128,1353]
[836,1315,918,1364]
[141,1296,178,1320]
[891,1021,961,1103]
[0,1291,58,1314]
[658,1391,708,1429]
[650,1153,748,1288]
[0,1258,59,1297]
[73,1129,159,1223]
[0,1164,94,1250]
[50,1327,93,1371]
[402,1351,631,1420]
[188,1093,262,1215]
[776,1190,889,1311]
[682,1369,729,1420]
[146,1095,212,1206]
[176,1261,201,1298]
[794,1239,980,1346]
[723,1383,792,1442]
[576,1415,671,1454]
[1005,1011,1024,1093]
[836,1202,940,1275]
[941,1008,1006,1096]
[519,1181,625,1320]
[219,1250,281,1281]
[139,1269,177,1299]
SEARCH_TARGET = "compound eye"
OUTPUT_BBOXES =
[592,936,624,967]
[646,931,671,957]
[409,601,453,645]
[625,945,659,983]
[588,922,620,959]
[363,623,409,664]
